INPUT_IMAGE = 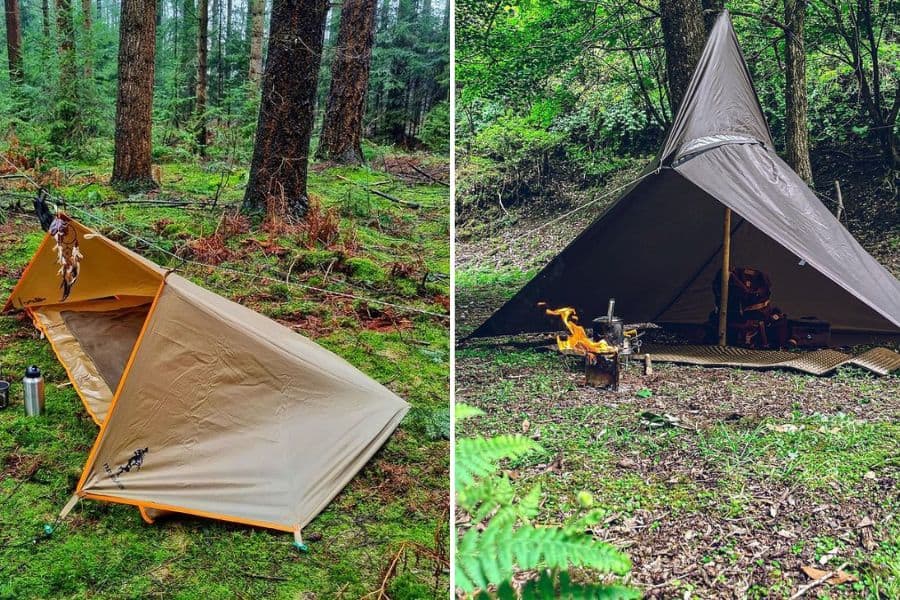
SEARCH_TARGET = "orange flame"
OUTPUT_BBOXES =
[545,306,615,356]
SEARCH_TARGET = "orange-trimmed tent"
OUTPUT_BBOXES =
[5,217,409,534]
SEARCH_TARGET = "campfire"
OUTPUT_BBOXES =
[544,306,615,357]
[545,303,623,390]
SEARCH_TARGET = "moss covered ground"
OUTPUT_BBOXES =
[0,148,449,599]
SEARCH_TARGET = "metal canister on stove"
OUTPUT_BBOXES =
[23,365,45,416]
[593,299,624,347]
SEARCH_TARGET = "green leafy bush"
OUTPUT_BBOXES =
[455,404,638,599]
[420,101,451,153]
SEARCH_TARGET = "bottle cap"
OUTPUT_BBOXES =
[25,365,41,378]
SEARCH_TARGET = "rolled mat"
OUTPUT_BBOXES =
[636,345,900,376]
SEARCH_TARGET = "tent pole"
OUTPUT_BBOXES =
[718,208,732,346]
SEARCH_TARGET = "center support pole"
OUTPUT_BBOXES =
[717,207,732,346]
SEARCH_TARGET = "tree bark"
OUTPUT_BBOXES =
[42,0,50,39]
[659,0,706,114]
[783,0,812,184]
[196,0,208,153]
[81,0,94,79]
[213,0,222,103]
[247,0,264,84]
[111,0,157,187]
[180,0,196,118]
[242,0,329,220]
[4,0,23,83]
[316,0,377,164]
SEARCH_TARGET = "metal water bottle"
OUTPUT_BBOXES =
[23,365,45,416]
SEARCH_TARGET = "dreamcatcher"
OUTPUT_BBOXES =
[37,191,83,302]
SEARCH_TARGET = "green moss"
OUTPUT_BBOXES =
[346,257,387,285]
[0,150,449,597]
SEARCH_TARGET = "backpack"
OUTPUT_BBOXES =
[707,267,789,349]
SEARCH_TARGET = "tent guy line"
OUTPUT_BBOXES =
[0,153,450,321]
[502,169,657,246]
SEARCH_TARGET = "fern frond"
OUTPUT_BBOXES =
[456,403,485,421]
[521,570,642,599]
[509,525,631,575]
[458,474,515,517]
[457,523,631,592]
[455,434,541,489]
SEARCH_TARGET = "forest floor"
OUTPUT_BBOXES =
[456,151,899,599]
[0,148,450,599]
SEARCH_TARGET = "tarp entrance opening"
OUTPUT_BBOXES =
[29,295,154,424]
[61,305,150,391]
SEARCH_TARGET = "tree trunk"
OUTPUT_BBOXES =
[180,0,196,118]
[660,0,706,114]
[242,0,329,220]
[81,0,94,79]
[316,0,377,164]
[823,1,899,171]
[247,0,263,84]
[385,0,415,144]
[4,0,23,83]
[226,0,231,44]
[196,0,208,153]
[111,0,157,187]
[54,0,81,144]
[783,0,812,184]
[213,0,222,103]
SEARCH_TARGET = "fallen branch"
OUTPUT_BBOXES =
[334,175,421,209]
[409,163,450,187]
[98,199,192,208]
[239,570,288,582]
[790,562,848,599]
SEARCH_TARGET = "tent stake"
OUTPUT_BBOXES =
[834,180,844,223]
[718,207,732,346]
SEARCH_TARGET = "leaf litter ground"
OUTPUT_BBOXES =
[456,155,899,598]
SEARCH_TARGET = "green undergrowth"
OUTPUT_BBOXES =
[0,154,449,598]
[457,342,900,597]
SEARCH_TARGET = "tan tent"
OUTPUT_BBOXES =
[5,218,409,534]
[471,11,900,345]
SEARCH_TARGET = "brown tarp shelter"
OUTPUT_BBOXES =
[471,11,900,344]
[5,218,409,533]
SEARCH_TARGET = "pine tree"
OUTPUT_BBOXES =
[111,0,158,187]
[242,0,330,220]
[247,0,264,84]
[195,0,209,154]
[316,0,378,164]
[4,0,24,84]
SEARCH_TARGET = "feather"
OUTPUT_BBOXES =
[50,216,81,302]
